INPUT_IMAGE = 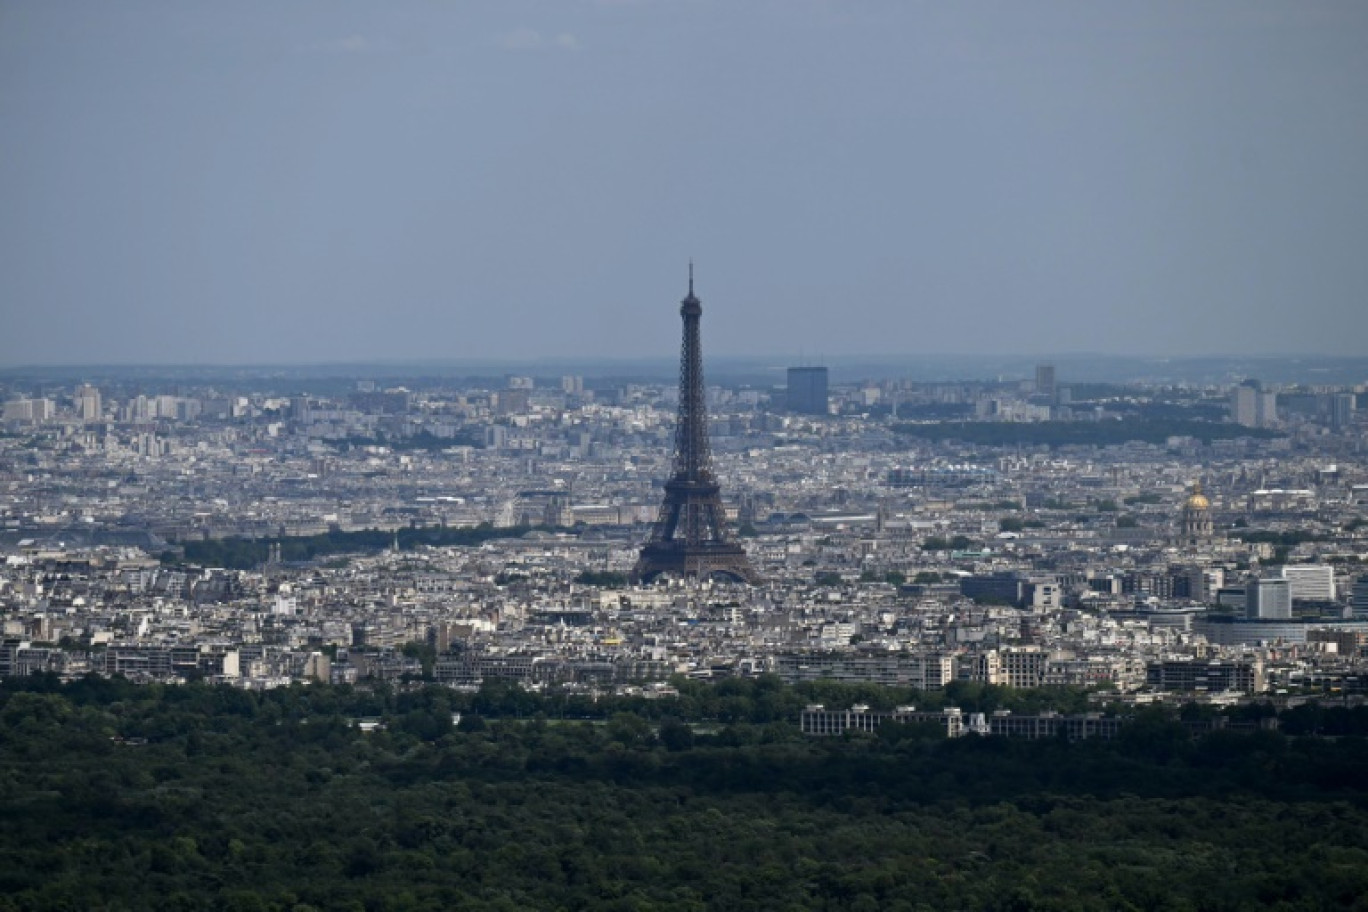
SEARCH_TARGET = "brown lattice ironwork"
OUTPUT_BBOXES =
[632,267,758,584]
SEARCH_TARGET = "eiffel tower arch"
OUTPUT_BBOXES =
[632,267,759,585]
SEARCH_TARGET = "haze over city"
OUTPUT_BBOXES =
[7,7,1368,906]
[3,0,1367,365]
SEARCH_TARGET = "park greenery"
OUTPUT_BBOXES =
[1228,529,1331,564]
[165,524,550,570]
[330,430,485,452]
[2,674,1368,911]
[572,570,629,588]
[998,517,1046,533]
[860,569,907,586]
[891,419,1282,448]
[1229,530,1330,548]
[921,535,978,552]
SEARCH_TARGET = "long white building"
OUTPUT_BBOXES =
[1277,565,1336,602]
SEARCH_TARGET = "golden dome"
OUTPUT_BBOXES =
[1184,482,1210,511]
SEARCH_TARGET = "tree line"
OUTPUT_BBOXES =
[2,675,1367,910]
[892,419,1283,448]
[166,523,550,570]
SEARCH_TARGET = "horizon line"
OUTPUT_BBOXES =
[4,351,1367,372]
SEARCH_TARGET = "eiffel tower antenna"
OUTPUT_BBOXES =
[632,266,758,584]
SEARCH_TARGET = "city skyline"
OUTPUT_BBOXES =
[3,2,1367,365]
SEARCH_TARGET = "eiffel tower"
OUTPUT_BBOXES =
[633,266,759,584]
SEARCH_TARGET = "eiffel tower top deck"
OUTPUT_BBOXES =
[632,267,758,584]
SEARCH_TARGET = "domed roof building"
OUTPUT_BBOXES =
[1180,481,1213,546]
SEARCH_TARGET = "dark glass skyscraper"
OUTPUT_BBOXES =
[786,366,829,415]
[1035,364,1056,400]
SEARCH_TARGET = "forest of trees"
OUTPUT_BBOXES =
[2,675,1368,911]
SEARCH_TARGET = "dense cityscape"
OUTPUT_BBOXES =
[5,342,1367,726]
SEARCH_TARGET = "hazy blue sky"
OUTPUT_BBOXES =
[2,1,1366,365]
